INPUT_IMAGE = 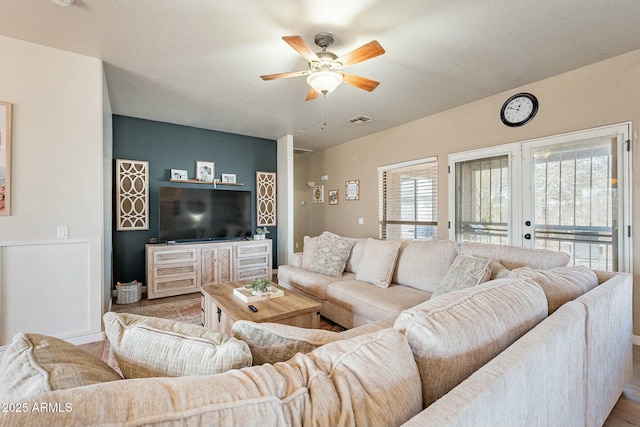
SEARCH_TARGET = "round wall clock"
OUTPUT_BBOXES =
[500,93,538,127]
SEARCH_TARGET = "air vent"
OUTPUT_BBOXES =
[348,115,375,126]
[293,147,313,155]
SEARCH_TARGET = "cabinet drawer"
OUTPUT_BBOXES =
[153,249,198,265]
[236,243,269,258]
[153,276,198,294]
[236,266,270,281]
[237,254,269,269]
[154,263,197,278]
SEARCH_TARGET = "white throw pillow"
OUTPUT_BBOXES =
[431,255,492,298]
[355,238,402,288]
[103,312,252,378]
[308,232,355,278]
[301,235,319,269]
[0,333,122,402]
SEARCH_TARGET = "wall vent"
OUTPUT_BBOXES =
[348,115,375,125]
[293,147,313,155]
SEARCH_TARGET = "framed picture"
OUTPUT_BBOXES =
[0,101,12,216]
[313,185,324,203]
[345,180,359,200]
[196,160,215,182]
[171,169,188,180]
[221,173,236,184]
[328,189,339,205]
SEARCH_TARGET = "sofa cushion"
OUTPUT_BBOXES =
[5,329,422,427]
[308,232,355,278]
[326,280,431,322]
[431,255,492,298]
[232,317,397,365]
[0,333,122,402]
[344,237,369,273]
[355,238,402,288]
[392,240,459,293]
[277,265,355,299]
[103,312,252,378]
[508,265,599,314]
[301,235,319,269]
[459,241,570,270]
[394,278,548,408]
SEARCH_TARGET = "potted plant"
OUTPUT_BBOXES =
[245,278,272,295]
[254,227,270,240]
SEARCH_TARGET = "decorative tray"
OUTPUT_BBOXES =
[233,286,284,303]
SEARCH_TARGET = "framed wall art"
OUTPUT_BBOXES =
[313,185,324,203]
[196,160,215,182]
[328,189,339,205]
[0,101,12,216]
[171,169,188,180]
[256,171,276,226]
[345,180,359,201]
[221,173,236,184]
[116,159,149,231]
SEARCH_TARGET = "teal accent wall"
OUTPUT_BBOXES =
[112,115,277,286]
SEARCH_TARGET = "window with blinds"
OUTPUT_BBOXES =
[378,157,438,240]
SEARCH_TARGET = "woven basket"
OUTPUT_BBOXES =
[116,281,142,304]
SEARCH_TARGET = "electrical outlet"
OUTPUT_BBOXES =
[358,218,364,225]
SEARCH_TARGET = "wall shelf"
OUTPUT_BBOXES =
[169,179,244,186]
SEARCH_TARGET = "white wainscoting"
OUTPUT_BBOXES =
[0,239,103,350]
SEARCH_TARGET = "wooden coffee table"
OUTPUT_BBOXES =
[201,281,321,336]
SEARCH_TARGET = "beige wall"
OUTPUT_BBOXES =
[0,36,105,347]
[295,48,640,336]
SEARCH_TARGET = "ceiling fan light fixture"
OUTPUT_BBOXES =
[306,71,343,95]
[51,0,74,6]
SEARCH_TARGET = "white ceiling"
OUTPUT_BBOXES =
[2,0,640,152]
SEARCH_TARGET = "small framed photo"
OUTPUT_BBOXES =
[171,169,188,181]
[196,160,215,182]
[313,185,324,203]
[328,189,339,205]
[221,173,236,184]
[345,180,359,200]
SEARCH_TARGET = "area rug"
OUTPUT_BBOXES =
[112,297,202,325]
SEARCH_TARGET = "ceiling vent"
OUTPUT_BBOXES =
[348,115,375,126]
[293,147,313,155]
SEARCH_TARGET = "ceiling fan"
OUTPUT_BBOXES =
[260,32,385,101]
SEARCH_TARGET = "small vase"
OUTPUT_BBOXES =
[254,235,260,240]
[252,290,262,296]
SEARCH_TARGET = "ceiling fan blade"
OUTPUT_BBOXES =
[335,40,385,67]
[282,35,320,63]
[342,72,380,92]
[260,70,308,81]
[305,87,319,101]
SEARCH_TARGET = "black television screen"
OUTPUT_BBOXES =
[159,187,252,242]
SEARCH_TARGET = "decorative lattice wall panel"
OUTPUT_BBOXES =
[116,159,149,231]
[256,171,276,226]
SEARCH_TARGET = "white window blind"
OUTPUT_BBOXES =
[379,157,438,240]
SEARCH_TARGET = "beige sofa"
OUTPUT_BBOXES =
[0,241,632,427]
[277,234,572,328]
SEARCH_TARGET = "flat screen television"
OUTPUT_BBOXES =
[159,187,252,242]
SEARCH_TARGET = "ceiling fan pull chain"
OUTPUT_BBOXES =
[321,94,327,130]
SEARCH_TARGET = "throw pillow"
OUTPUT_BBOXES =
[508,265,599,314]
[0,333,122,402]
[308,232,355,278]
[431,255,492,298]
[355,238,402,288]
[103,312,252,378]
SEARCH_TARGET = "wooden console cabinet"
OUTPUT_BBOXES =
[145,239,272,299]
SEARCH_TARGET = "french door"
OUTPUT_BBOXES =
[449,123,632,272]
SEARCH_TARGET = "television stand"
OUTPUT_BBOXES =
[145,239,272,299]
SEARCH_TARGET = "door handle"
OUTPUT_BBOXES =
[524,234,531,240]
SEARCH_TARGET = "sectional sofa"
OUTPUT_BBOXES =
[0,235,632,426]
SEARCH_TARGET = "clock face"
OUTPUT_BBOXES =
[500,93,538,127]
